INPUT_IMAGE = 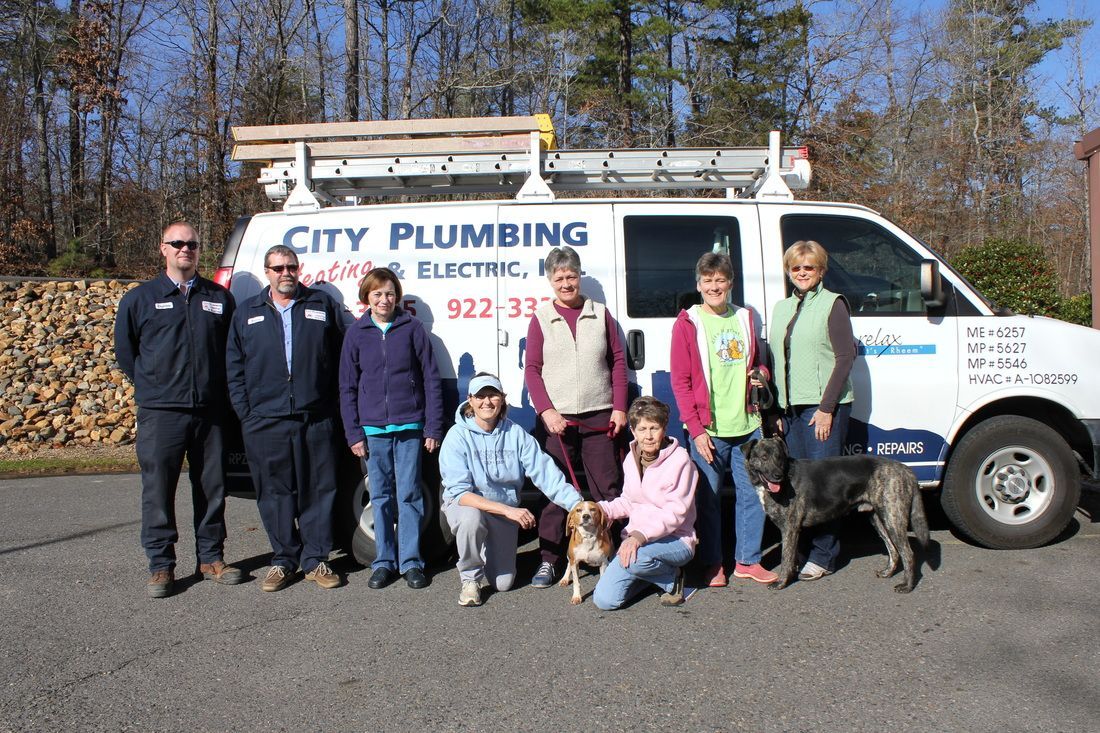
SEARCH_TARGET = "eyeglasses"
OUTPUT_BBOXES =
[163,240,199,250]
[789,265,818,273]
[471,392,503,401]
[266,264,300,274]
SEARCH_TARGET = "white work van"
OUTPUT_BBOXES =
[217,116,1100,563]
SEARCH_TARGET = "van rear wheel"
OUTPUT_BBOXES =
[941,416,1080,549]
[348,473,454,567]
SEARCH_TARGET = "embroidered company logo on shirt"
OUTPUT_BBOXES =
[247,315,265,325]
[201,301,224,314]
[304,309,327,321]
[155,302,174,310]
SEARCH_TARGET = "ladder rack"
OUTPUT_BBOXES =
[230,116,812,212]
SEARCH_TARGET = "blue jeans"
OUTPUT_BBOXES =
[366,431,424,573]
[783,403,852,571]
[688,428,764,567]
[592,536,694,610]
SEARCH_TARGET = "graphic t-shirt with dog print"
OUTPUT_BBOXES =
[698,306,759,438]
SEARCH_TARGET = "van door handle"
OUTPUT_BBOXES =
[627,329,645,370]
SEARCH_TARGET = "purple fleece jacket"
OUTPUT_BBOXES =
[338,308,443,446]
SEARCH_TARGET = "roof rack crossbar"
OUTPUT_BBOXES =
[231,118,811,211]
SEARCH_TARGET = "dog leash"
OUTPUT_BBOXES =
[554,417,617,490]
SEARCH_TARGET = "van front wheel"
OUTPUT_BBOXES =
[941,416,1080,549]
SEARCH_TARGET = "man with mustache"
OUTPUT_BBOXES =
[226,245,349,592]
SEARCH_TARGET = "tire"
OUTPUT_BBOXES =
[941,416,1080,549]
[346,462,455,567]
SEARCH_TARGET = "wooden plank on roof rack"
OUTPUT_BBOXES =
[232,134,536,163]
[232,115,548,143]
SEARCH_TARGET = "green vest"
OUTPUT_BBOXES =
[770,284,855,409]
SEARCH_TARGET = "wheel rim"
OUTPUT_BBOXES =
[352,480,374,540]
[973,445,1056,525]
[352,478,435,542]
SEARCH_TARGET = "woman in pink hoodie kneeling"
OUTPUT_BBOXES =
[593,397,698,609]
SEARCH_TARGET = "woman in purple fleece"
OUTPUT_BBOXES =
[339,267,442,591]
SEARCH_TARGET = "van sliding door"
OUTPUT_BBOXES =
[612,203,764,434]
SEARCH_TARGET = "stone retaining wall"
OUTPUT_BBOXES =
[1,279,139,455]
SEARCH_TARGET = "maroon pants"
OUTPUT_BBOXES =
[538,409,623,566]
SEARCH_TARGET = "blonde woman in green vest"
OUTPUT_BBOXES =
[769,240,857,582]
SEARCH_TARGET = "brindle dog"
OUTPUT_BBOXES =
[742,436,930,593]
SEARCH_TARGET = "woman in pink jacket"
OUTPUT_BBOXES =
[592,397,697,609]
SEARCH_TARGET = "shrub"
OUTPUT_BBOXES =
[1058,293,1092,326]
[951,238,1061,316]
[47,240,95,278]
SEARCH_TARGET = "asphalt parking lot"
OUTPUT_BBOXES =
[1,474,1098,732]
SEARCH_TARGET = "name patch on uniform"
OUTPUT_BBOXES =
[247,315,265,325]
[304,309,327,321]
[155,302,174,310]
[201,301,224,314]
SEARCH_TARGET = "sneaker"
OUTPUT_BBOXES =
[798,561,832,582]
[702,563,728,588]
[304,561,341,589]
[733,562,779,584]
[198,560,244,585]
[261,565,294,592]
[661,569,685,606]
[531,562,557,588]
[458,580,483,607]
[147,568,174,598]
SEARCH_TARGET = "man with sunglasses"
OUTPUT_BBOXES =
[114,221,243,598]
[226,245,349,592]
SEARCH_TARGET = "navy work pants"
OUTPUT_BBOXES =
[242,414,339,573]
[136,406,228,572]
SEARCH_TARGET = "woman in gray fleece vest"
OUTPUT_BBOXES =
[523,246,629,588]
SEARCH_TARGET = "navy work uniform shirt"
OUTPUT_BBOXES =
[114,273,235,409]
[225,284,348,421]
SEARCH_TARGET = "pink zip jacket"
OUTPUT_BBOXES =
[670,304,771,439]
[598,437,698,551]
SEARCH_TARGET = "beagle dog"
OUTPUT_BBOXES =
[560,501,614,604]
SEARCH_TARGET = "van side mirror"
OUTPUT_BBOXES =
[920,259,945,308]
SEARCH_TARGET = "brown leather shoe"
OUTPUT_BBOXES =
[199,560,245,585]
[260,565,295,592]
[147,568,174,598]
[304,561,341,589]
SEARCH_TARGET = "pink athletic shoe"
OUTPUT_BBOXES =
[733,562,778,584]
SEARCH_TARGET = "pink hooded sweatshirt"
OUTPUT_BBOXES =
[670,304,770,440]
[598,437,698,551]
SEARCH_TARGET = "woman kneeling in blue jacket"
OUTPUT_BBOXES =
[439,373,582,607]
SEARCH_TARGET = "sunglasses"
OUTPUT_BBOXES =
[789,264,818,273]
[266,264,300,274]
[163,240,199,251]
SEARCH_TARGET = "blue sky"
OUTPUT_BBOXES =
[904,0,1100,124]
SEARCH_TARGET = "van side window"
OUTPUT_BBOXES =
[780,214,925,315]
[624,216,743,318]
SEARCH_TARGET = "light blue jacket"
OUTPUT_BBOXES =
[439,406,582,510]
